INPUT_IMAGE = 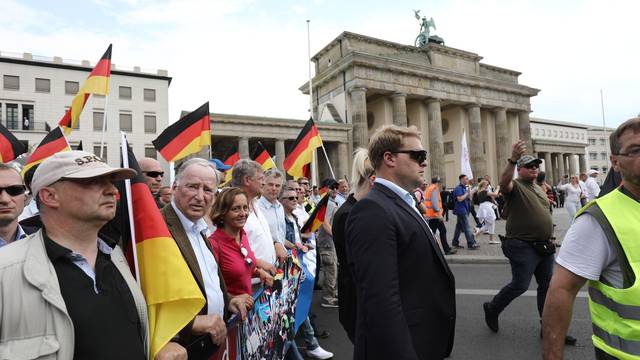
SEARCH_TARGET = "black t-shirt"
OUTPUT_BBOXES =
[44,231,146,360]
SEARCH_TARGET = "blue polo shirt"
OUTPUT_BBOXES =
[453,183,470,215]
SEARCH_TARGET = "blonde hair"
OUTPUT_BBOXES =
[368,125,421,170]
[350,148,374,193]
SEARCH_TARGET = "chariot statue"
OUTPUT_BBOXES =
[413,9,436,47]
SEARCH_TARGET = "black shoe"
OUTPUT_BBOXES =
[483,302,499,333]
[540,328,576,346]
[453,245,464,249]
[445,249,458,255]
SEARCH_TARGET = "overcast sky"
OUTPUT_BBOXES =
[2,0,638,128]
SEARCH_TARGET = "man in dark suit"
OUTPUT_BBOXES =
[346,125,456,360]
[160,158,252,357]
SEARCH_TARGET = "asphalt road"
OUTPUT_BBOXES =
[300,263,593,360]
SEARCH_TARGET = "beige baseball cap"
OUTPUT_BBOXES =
[30,150,137,195]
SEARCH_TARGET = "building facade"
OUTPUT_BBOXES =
[586,126,614,184]
[0,50,171,170]
[530,118,589,185]
[300,32,540,187]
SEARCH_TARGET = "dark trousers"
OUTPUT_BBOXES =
[470,206,482,227]
[489,239,554,316]
[428,218,451,252]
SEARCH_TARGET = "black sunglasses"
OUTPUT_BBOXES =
[522,164,539,169]
[143,171,164,178]
[281,196,297,201]
[0,185,26,196]
[390,149,428,164]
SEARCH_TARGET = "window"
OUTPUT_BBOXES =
[144,115,156,133]
[591,166,599,171]
[143,88,156,102]
[588,138,596,145]
[444,141,454,155]
[35,78,50,93]
[119,86,132,100]
[145,147,157,159]
[65,81,79,95]
[602,167,608,173]
[93,111,105,131]
[601,152,607,160]
[600,138,607,146]
[589,152,598,160]
[3,75,19,90]
[94,145,107,162]
[5,104,18,129]
[119,113,132,132]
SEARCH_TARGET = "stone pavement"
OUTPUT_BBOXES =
[441,206,573,264]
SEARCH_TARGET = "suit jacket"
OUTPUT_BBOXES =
[346,183,456,360]
[160,204,230,344]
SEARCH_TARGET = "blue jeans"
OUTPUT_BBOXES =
[452,213,476,247]
[301,317,319,350]
[488,239,555,316]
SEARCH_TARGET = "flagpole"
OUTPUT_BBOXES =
[600,89,609,160]
[307,19,320,185]
[121,131,141,285]
[99,93,110,159]
[320,144,336,179]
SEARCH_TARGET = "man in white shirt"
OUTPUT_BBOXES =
[257,168,288,263]
[161,158,251,354]
[231,160,277,265]
[585,169,601,201]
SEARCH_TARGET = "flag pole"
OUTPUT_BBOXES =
[320,143,336,179]
[99,93,110,159]
[307,19,320,185]
[600,89,609,160]
[121,131,141,285]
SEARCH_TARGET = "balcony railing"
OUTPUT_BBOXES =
[3,121,50,132]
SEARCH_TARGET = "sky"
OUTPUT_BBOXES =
[1,0,638,128]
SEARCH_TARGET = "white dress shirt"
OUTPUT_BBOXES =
[171,202,225,317]
[585,177,601,201]
[257,196,285,244]
[245,198,277,265]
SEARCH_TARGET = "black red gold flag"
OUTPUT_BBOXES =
[221,147,240,186]
[152,102,211,162]
[251,142,276,171]
[301,194,329,233]
[0,123,27,163]
[21,127,70,175]
[284,118,322,179]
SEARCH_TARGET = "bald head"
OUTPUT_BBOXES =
[138,157,164,194]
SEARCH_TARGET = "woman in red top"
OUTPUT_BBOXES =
[209,187,274,296]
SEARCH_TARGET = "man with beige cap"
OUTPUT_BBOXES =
[0,151,186,360]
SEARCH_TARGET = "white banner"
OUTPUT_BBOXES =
[460,129,473,179]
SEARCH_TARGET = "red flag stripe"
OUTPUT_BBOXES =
[283,125,320,170]
[131,183,173,242]
[157,119,208,161]
[28,135,69,163]
[255,150,271,165]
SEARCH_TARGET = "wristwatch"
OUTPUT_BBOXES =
[507,158,517,165]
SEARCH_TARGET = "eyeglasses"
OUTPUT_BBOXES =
[390,149,428,164]
[143,171,164,178]
[522,164,539,169]
[281,196,297,201]
[299,181,309,185]
[615,148,640,158]
[0,185,26,196]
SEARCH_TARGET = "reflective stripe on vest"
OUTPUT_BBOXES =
[424,184,442,218]
[579,188,640,358]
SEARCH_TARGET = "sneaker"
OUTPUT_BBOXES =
[307,346,334,359]
[483,302,499,333]
[468,244,480,250]
[321,299,339,308]
[453,245,465,249]
[488,240,501,245]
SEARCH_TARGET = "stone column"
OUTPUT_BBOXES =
[338,142,349,180]
[568,153,577,176]
[518,111,533,154]
[426,99,445,183]
[557,152,566,180]
[391,92,408,127]
[275,139,285,170]
[494,107,509,168]
[350,87,368,149]
[239,137,250,159]
[578,154,587,174]
[467,104,486,179]
[543,152,553,184]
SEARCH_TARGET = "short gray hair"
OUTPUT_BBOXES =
[230,159,262,187]
[264,168,283,181]
[175,158,219,186]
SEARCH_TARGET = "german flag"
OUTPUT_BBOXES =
[119,138,205,359]
[153,102,211,162]
[252,142,276,171]
[59,45,112,134]
[0,123,27,163]
[221,148,240,186]
[284,118,323,179]
[301,193,329,233]
[21,127,70,176]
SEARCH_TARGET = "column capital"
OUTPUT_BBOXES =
[349,87,367,94]
[391,92,407,98]
[425,97,441,105]
[493,106,507,112]
[464,103,481,110]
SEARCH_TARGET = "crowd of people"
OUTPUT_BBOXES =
[0,116,637,360]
